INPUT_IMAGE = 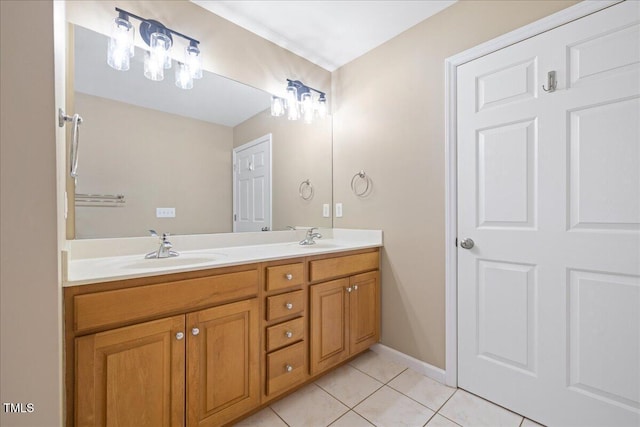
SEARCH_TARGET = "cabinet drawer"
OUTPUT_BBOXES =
[74,269,258,333]
[309,251,379,282]
[266,317,304,352]
[266,262,304,292]
[266,290,304,321]
[266,341,305,395]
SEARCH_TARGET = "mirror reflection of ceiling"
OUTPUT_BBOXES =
[74,25,271,127]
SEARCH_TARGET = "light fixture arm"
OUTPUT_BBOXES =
[286,79,325,100]
[115,7,200,48]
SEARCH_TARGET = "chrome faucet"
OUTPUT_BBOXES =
[299,227,322,245]
[145,230,179,259]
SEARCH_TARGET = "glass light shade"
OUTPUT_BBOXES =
[107,17,134,71]
[286,85,299,120]
[317,95,328,119]
[185,45,203,79]
[271,96,285,117]
[301,92,314,124]
[144,50,164,81]
[150,32,172,70]
[175,62,193,89]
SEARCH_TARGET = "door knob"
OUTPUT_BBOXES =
[460,238,474,249]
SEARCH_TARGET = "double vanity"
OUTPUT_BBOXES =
[63,229,382,426]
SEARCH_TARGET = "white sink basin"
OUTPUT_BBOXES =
[121,253,224,270]
[290,241,344,249]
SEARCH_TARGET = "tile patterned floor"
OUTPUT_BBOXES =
[234,351,544,427]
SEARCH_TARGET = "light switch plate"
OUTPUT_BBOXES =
[322,203,330,217]
[335,203,343,218]
[156,207,176,218]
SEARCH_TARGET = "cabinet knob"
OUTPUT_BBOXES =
[285,302,293,310]
[353,285,358,291]
[176,332,184,340]
[346,287,353,293]
[285,364,293,373]
[285,273,293,280]
[285,331,293,339]
[191,327,200,336]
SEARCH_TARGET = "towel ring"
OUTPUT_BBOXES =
[299,179,314,201]
[351,170,370,197]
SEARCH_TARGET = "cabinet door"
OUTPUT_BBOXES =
[350,271,380,355]
[187,299,259,427]
[310,278,350,375]
[75,316,185,427]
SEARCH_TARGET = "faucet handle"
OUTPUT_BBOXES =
[149,229,159,238]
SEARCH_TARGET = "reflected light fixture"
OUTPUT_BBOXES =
[270,96,285,117]
[271,79,328,124]
[107,7,202,89]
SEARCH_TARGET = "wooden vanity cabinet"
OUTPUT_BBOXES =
[67,265,260,427]
[309,252,380,375]
[67,249,380,426]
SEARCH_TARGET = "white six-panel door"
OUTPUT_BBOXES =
[457,2,639,426]
[233,134,272,232]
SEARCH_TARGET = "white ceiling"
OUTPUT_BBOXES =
[192,1,458,71]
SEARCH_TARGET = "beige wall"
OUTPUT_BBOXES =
[1,1,62,425]
[233,111,333,231]
[332,0,579,369]
[74,93,233,238]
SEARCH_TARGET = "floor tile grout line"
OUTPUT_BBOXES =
[314,377,385,410]
[433,412,464,427]
[385,379,457,414]
[434,387,460,414]
[268,405,292,427]
[326,410,350,427]
[348,360,408,386]
[350,408,380,427]
[456,388,526,423]
[324,407,351,427]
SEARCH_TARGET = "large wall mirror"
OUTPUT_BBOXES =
[70,25,333,239]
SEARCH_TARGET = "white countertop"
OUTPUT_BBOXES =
[63,229,382,286]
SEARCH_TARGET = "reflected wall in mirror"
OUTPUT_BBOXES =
[71,25,332,239]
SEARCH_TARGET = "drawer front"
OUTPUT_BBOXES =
[266,341,305,396]
[309,251,379,282]
[266,263,304,292]
[266,317,304,352]
[74,269,258,333]
[266,290,304,321]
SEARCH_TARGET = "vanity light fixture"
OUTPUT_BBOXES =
[271,79,328,123]
[107,8,202,89]
[270,96,285,117]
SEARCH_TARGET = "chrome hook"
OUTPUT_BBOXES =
[542,70,557,93]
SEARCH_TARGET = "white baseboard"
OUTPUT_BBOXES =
[370,343,446,384]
